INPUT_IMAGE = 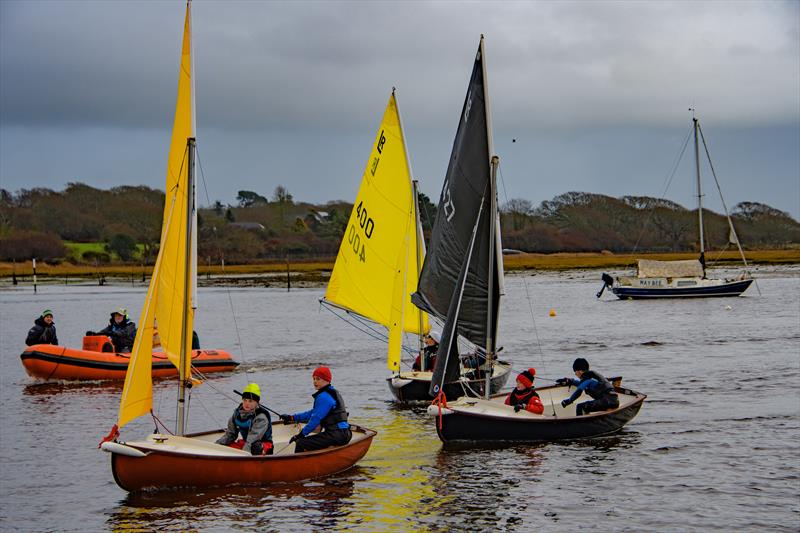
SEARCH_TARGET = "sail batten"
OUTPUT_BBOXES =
[325,92,429,356]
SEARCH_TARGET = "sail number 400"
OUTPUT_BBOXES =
[347,201,374,262]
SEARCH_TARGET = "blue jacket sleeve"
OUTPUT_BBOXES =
[568,379,596,403]
[293,392,336,436]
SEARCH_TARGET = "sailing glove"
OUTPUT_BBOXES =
[279,414,293,423]
[514,404,525,412]
[561,399,572,408]
[86,331,95,336]
[556,378,570,386]
[289,432,302,444]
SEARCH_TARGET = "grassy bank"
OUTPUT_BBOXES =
[1,249,797,280]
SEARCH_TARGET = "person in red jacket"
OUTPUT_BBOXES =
[505,368,544,414]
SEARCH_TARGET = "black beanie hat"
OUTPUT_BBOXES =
[573,358,589,372]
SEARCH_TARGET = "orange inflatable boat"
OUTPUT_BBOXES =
[20,335,238,381]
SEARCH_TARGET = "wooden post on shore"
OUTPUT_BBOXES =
[12,259,17,285]
[286,257,291,292]
[32,258,37,293]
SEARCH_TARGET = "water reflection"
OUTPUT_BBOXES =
[108,476,359,532]
[22,381,122,397]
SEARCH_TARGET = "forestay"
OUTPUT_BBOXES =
[324,91,429,371]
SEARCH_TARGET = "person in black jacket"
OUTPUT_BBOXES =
[412,330,440,371]
[25,310,59,346]
[87,308,137,353]
[558,358,619,416]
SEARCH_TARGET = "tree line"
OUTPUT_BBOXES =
[0,183,797,264]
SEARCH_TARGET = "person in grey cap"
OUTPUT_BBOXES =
[87,308,137,353]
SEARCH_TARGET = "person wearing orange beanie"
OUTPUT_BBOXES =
[505,368,544,415]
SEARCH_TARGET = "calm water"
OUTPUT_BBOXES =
[1,267,798,532]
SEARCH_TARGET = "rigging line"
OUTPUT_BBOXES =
[195,147,248,371]
[521,274,560,413]
[630,123,693,255]
[697,124,761,296]
[187,386,224,429]
[318,301,418,357]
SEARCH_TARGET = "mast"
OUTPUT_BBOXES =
[484,156,498,398]
[395,87,428,369]
[177,137,196,436]
[412,180,426,368]
[693,114,706,275]
[480,35,498,399]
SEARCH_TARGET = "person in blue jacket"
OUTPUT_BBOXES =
[558,357,619,416]
[280,366,351,453]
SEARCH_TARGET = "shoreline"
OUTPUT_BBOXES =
[1,250,798,289]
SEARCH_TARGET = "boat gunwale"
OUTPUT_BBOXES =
[118,423,378,462]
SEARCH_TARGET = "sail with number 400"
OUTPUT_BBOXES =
[324,90,430,372]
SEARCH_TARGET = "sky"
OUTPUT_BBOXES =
[1,0,798,220]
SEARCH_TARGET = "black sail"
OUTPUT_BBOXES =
[411,38,502,397]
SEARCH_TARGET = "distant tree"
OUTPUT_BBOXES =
[213,200,225,215]
[503,198,534,231]
[272,185,293,204]
[236,190,268,207]
[106,233,137,261]
[417,191,437,234]
[0,230,67,261]
[225,208,235,222]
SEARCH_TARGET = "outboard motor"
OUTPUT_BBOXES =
[596,273,615,298]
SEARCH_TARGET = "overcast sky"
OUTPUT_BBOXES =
[1,0,798,220]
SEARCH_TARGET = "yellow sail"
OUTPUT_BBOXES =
[117,2,195,429]
[325,91,429,371]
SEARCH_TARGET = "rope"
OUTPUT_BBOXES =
[196,147,249,389]
[630,123,693,255]
[319,300,419,358]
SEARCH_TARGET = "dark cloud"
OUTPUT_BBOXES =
[1,1,798,218]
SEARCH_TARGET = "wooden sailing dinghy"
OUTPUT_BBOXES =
[100,2,374,491]
[427,381,646,444]
[321,89,510,402]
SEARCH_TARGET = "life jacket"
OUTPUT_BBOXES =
[507,387,540,406]
[315,385,349,431]
[233,405,271,441]
[579,370,615,400]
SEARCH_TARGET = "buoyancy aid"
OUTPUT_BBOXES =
[315,385,349,431]
[233,405,271,441]
[506,387,540,406]
[580,370,616,399]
